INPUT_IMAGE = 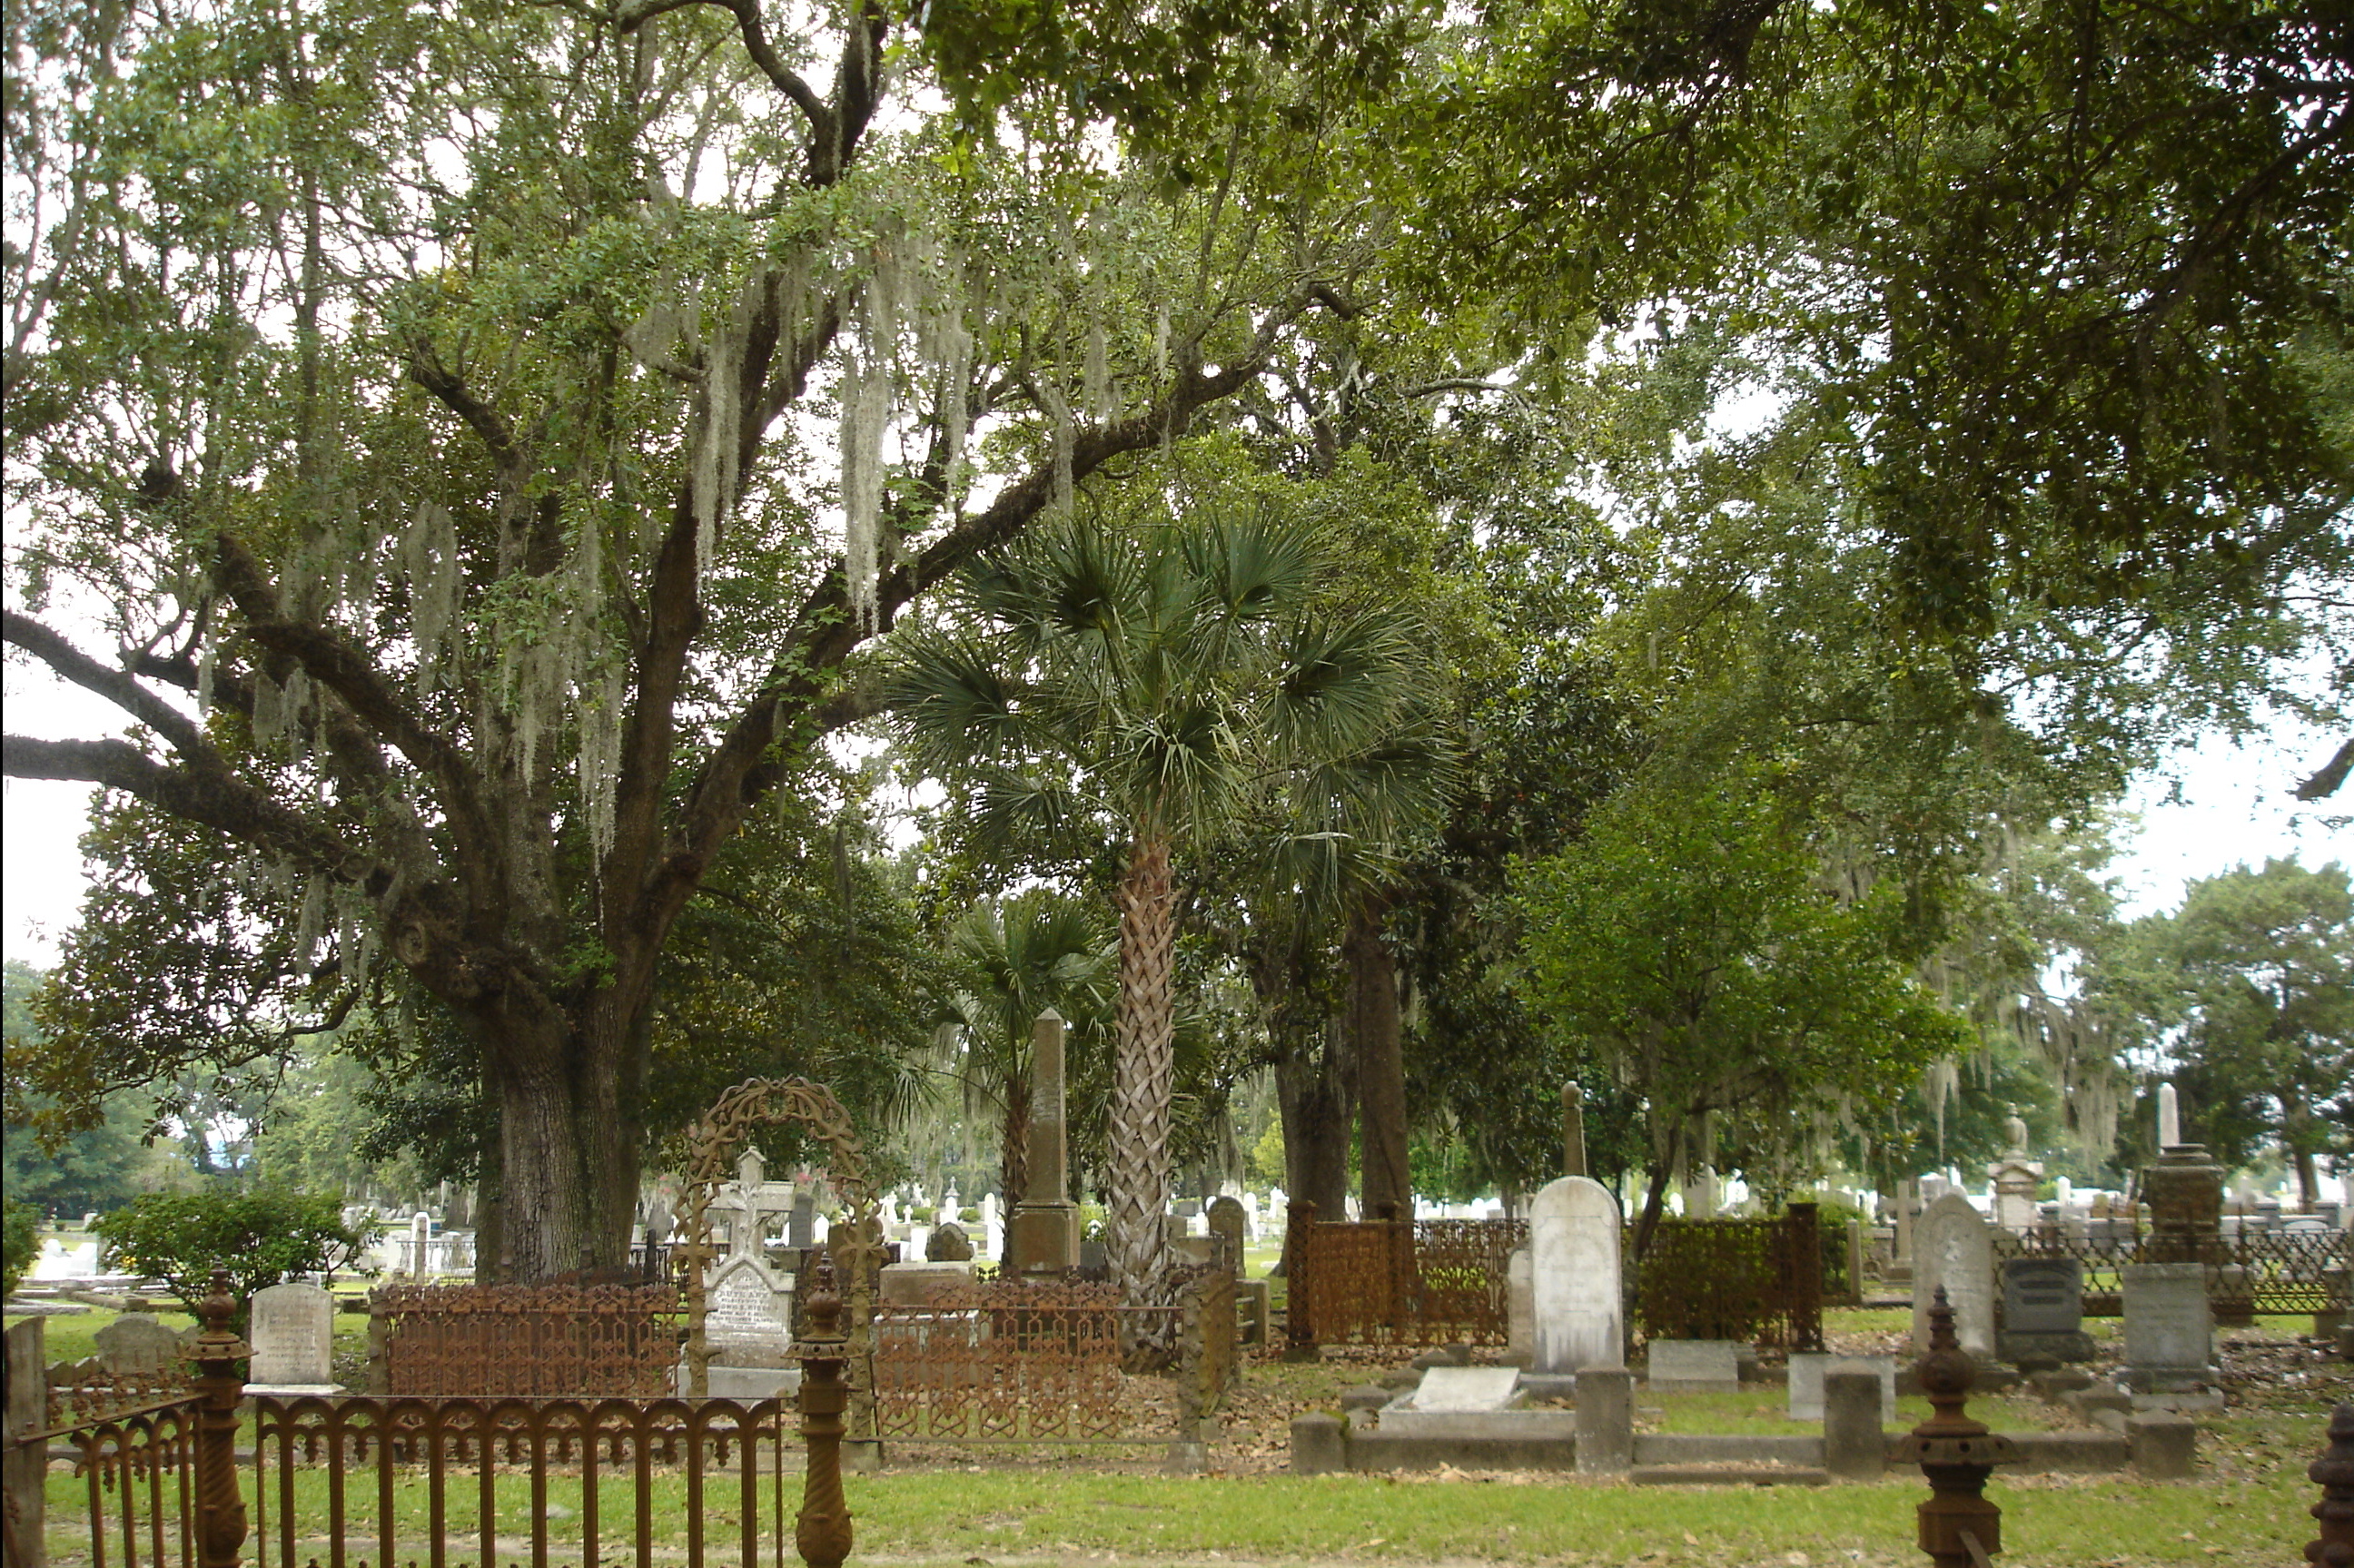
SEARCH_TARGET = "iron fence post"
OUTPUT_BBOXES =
[1786,1202,1825,1353]
[1893,1286,2016,1568]
[2309,1401,2354,1567]
[188,1269,250,1568]
[794,1256,854,1568]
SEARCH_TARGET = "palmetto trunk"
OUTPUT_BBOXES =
[1106,826,1178,1341]
[1349,892,1411,1221]
[998,1079,1033,1267]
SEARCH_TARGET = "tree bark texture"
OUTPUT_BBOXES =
[1277,1021,1355,1221]
[1348,892,1411,1222]
[1106,829,1177,1321]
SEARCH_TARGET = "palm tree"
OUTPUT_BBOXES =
[888,506,1430,1328]
[933,890,1114,1258]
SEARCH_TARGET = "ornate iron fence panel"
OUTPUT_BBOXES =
[1290,1217,1528,1350]
[45,1356,197,1432]
[1993,1225,2349,1317]
[868,1278,1171,1443]
[24,1392,204,1568]
[251,1393,791,1568]
[371,1284,684,1397]
[1636,1218,1795,1346]
[1410,1219,1527,1345]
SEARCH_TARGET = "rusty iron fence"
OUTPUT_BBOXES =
[1993,1222,2350,1317]
[1634,1208,1824,1351]
[370,1283,684,1397]
[249,1393,791,1568]
[14,1267,865,1568]
[866,1268,1236,1445]
[1285,1205,1528,1352]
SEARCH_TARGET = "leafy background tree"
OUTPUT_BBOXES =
[94,1188,374,1330]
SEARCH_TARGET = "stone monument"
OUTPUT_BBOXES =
[246,1281,340,1393]
[2122,1263,2214,1395]
[1995,1257,2093,1365]
[94,1314,186,1377]
[1528,1176,1623,1376]
[697,1251,800,1398]
[1912,1193,1994,1358]
[1007,1010,1082,1273]
[1985,1109,2042,1234]
[2142,1080,2224,1266]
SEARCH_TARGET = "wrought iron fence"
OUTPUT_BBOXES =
[370,1283,684,1397]
[1286,1208,1528,1351]
[251,1393,791,1568]
[865,1268,1233,1445]
[1619,1208,1825,1351]
[1993,1224,2350,1317]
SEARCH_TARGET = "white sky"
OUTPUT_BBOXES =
[3,642,2345,966]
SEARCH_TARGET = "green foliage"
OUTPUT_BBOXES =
[93,1188,376,1326]
[2,1199,39,1298]
[4,960,195,1212]
[2108,858,2354,1204]
[1517,768,1973,1229]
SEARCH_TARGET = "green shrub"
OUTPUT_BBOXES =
[2,1198,39,1298]
[94,1188,377,1327]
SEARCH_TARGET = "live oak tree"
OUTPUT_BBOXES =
[2,0,1414,1280]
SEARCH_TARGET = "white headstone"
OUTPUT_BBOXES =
[1529,1176,1624,1375]
[247,1281,338,1388]
[2158,1082,2181,1149]
[410,1211,433,1277]
[1787,1352,1896,1421]
[1913,1193,1995,1358]
[704,1254,795,1369]
[1408,1366,1523,1411]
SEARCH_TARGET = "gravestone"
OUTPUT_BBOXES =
[408,1211,432,1277]
[698,1252,798,1398]
[788,1191,817,1249]
[1407,1366,1523,1411]
[1997,1257,2093,1364]
[1986,1110,2042,1234]
[1506,1248,1535,1366]
[1646,1339,1740,1392]
[1206,1196,1247,1277]
[2122,1263,2213,1393]
[1528,1176,1623,1375]
[1008,1010,1082,1273]
[1912,1193,1995,1358]
[94,1314,185,1376]
[1787,1352,1895,1421]
[926,1222,974,1262]
[246,1282,339,1391]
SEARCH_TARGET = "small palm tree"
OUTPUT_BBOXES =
[888,505,1429,1326]
[934,890,1114,1256]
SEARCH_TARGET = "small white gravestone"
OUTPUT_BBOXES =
[1646,1340,1741,1392]
[1529,1176,1623,1375]
[409,1211,432,1277]
[1506,1248,1535,1366]
[246,1282,340,1392]
[2158,1081,2181,1149]
[1406,1366,1523,1412]
[1913,1193,1995,1358]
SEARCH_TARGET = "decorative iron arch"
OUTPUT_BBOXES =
[674,1077,881,1431]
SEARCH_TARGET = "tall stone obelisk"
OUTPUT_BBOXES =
[1008,1009,1081,1275]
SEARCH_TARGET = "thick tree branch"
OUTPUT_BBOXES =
[3,610,220,768]
[407,338,525,476]
[2,734,377,884]
[2293,735,2354,802]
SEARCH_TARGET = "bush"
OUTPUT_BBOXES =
[94,1187,377,1326]
[2,1198,39,1298]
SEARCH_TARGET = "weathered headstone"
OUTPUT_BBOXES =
[788,1191,817,1249]
[1528,1176,1622,1375]
[1912,1193,1994,1358]
[1822,1367,1885,1480]
[1506,1248,1535,1366]
[700,1252,797,1398]
[408,1211,432,1277]
[1575,1366,1635,1474]
[2122,1262,2213,1392]
[247,1281,339,1390]
[1406,1366,1522,1411]
[1986,1110,2042,1234]
[1788,1352,1895,1421]
[1997,1257,2093,1364]
[1647,1339,1741,1392]
[925,1222,974,1262]
[94,1313,185,1377]
[1206,1196,1247,1277]
[1007,1010,1081,1274]
[2158,1081,2181,1149]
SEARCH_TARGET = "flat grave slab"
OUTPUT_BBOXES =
[1645,1339,1741,1392]
[1406,1366,1523,1411]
